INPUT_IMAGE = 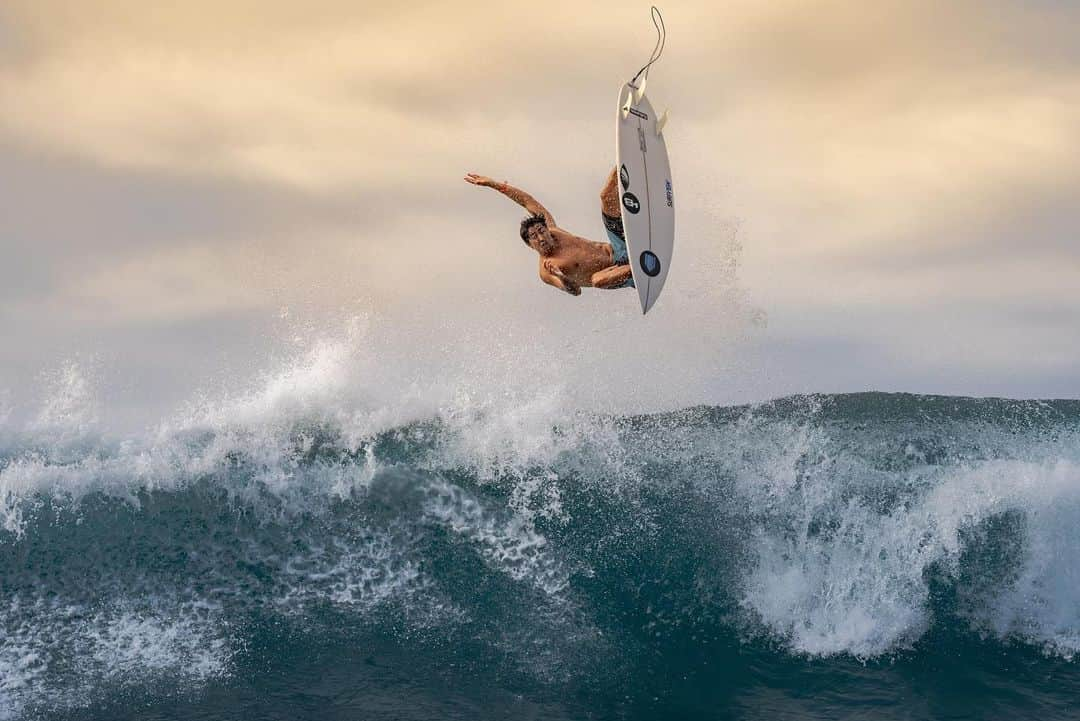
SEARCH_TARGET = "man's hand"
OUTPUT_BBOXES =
[544,260,581,296]
[464,173,498,188]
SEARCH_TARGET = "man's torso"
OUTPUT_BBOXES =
[541,228,615,287]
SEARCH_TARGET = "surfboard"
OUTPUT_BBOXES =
[617,82,674,314]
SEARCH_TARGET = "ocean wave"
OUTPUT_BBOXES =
[1,359,1079,718]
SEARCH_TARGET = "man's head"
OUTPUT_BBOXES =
[520,215,553,253]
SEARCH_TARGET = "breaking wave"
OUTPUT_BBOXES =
[2,341,1079,719]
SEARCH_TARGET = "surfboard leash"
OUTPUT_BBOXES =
[630,6,666,87]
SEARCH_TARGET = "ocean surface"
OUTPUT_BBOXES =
[2,381,1079,720]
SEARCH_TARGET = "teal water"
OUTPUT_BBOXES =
[2,392,1079,720]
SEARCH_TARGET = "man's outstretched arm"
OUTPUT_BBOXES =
[464,173,556,227]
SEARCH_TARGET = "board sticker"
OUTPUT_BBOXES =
[640,251,662,277]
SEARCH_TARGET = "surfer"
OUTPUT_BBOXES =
[464,170,635,295]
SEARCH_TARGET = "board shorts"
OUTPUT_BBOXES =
[602,212,636,288]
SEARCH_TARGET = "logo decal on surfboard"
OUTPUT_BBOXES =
[640,251,662,277]
[621,192,641,214]
[620,165,630,190]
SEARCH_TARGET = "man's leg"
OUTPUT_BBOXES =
[591,264,634,290]
[599,166,633,288]
[600,166,620,217]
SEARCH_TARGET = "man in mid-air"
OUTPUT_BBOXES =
[464,169,634,295]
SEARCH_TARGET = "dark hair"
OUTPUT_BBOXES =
[519,215,547,245]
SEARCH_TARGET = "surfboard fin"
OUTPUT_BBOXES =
[621,87,633,119]
[656,109,669,136]
[634,75,647,103]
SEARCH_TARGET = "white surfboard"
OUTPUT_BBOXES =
[617,82,674,314]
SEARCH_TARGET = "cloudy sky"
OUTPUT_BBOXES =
[1,0,1078,428]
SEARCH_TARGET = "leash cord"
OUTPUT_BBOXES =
[630,6,666,86]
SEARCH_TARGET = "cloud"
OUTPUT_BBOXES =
[3,1,1076,219]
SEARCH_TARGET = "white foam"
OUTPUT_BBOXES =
[952,459,1080,658]
[0,314,628,538]
[0,595,233,719]
[422,477,571,596]
[89,607,232,683]
[735,414,1080,658]
[0,636,46,721]
[278,529,431,612]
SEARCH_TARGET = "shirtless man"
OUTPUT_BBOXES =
[464,168,634,295]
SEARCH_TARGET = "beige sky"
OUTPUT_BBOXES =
[2,0,1079,422]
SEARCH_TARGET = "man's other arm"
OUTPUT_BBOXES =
[464,173,556,227]
[540,260,581,296]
